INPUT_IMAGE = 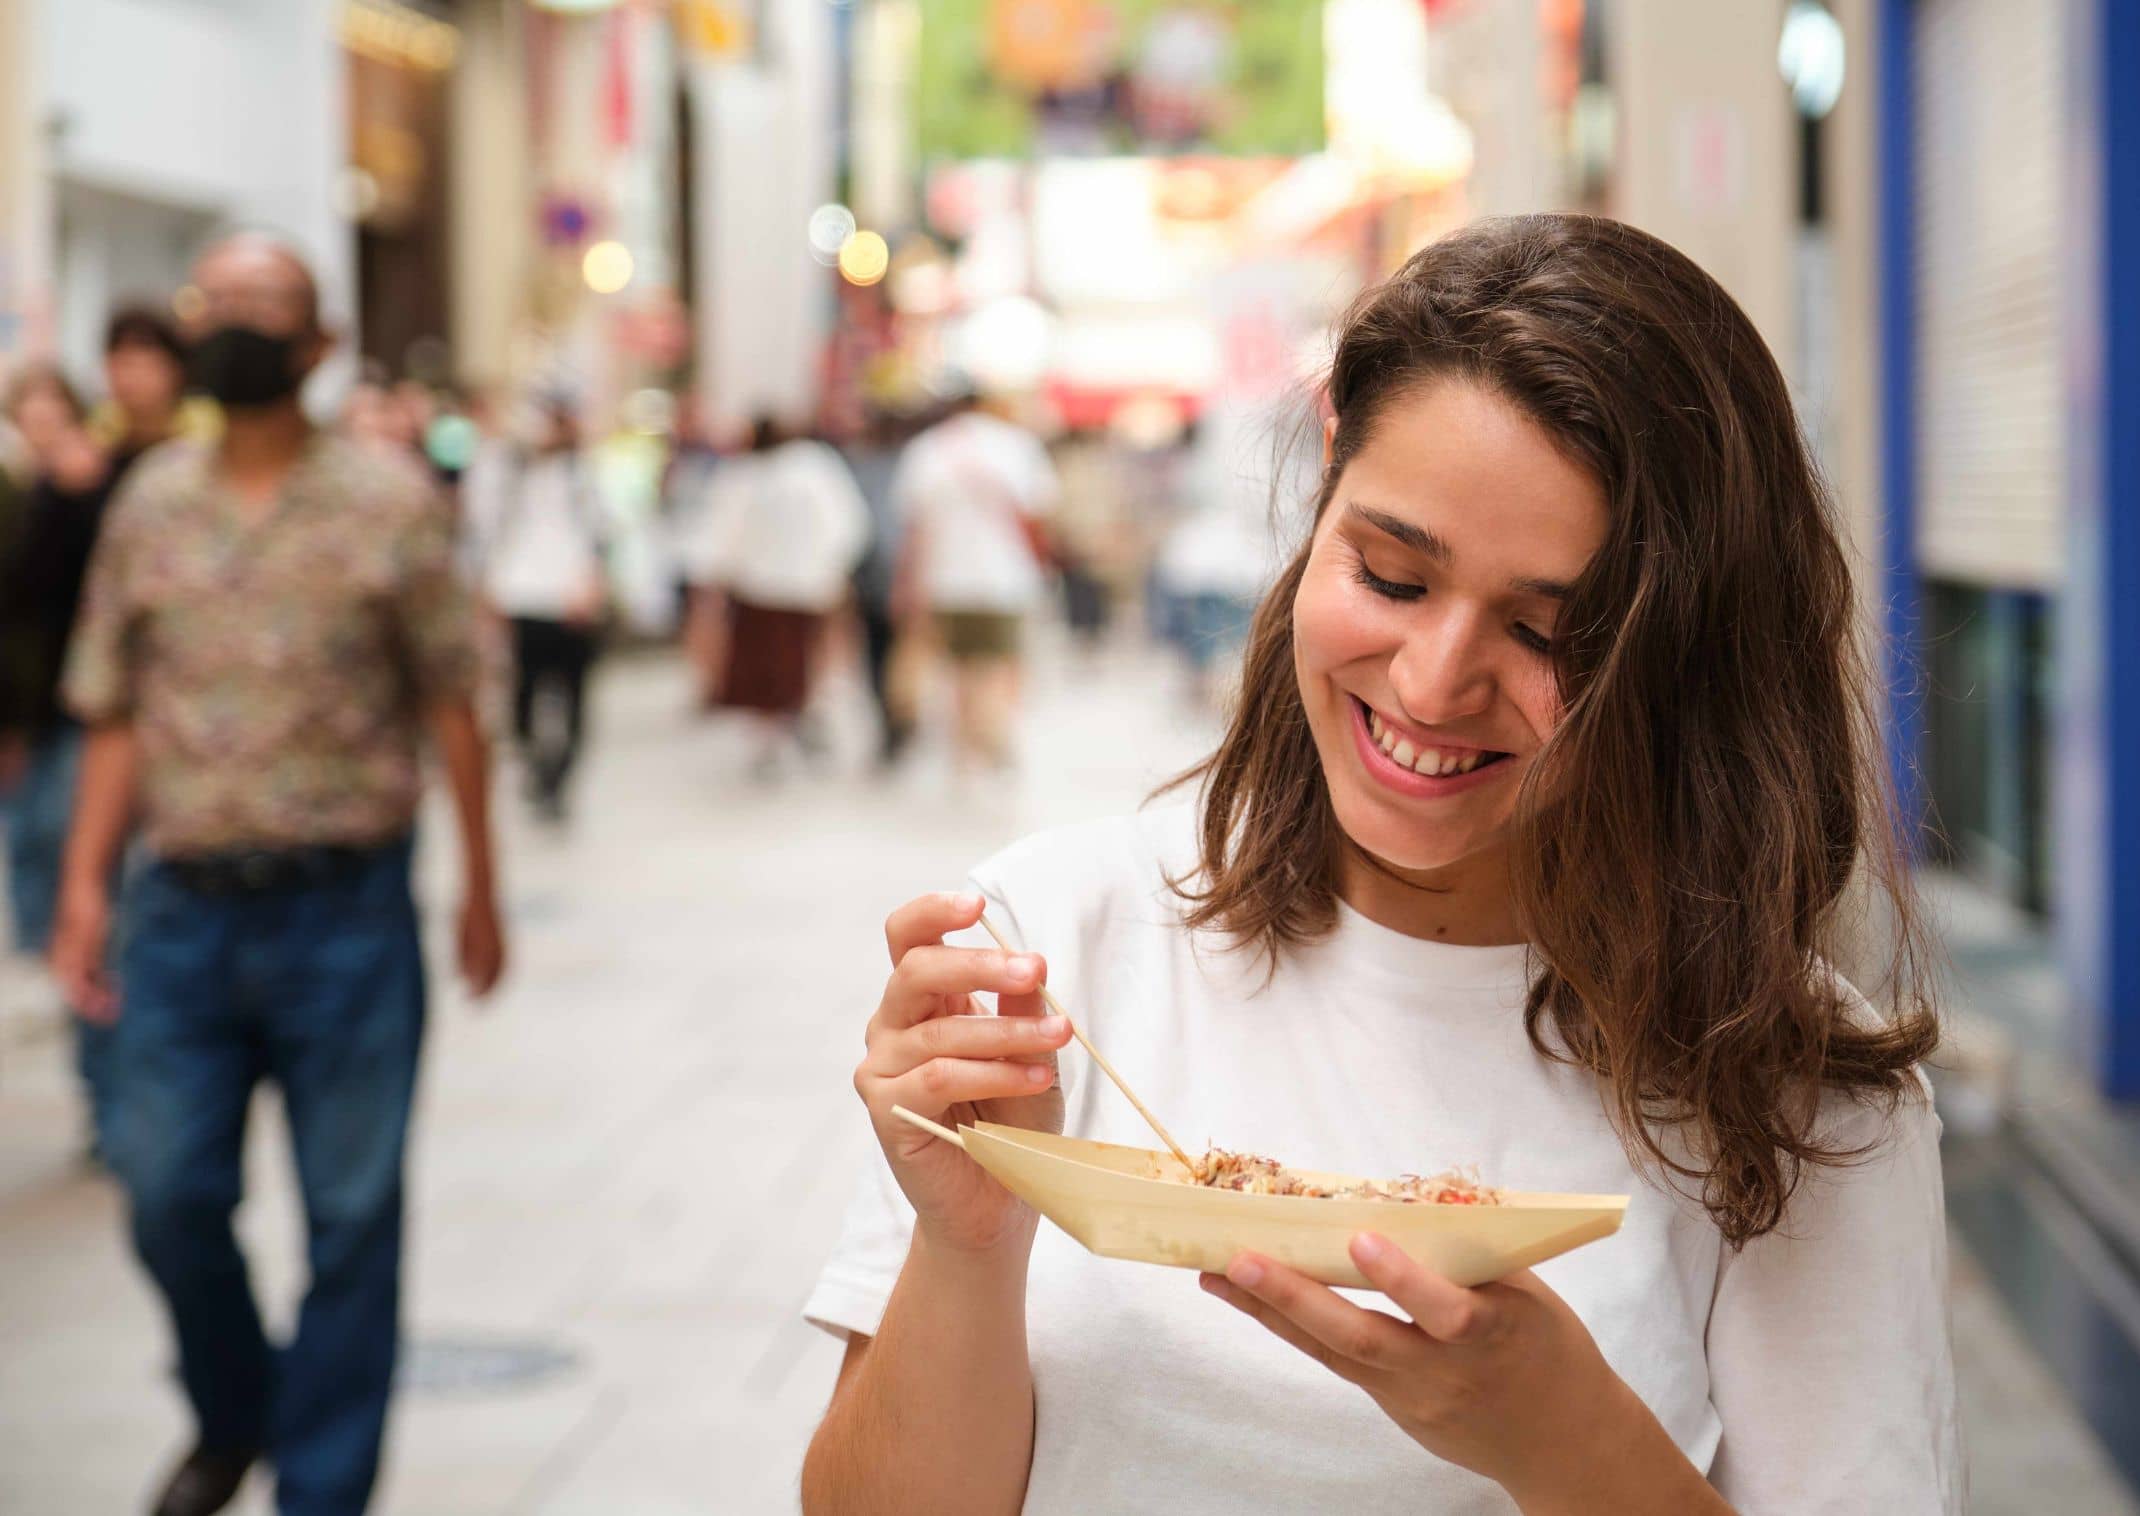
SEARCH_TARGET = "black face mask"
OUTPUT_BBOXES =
[189,324,305,408]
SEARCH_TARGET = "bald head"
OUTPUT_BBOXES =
[190,232,322,339]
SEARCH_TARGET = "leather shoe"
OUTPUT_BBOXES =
[151,1445,256,1516]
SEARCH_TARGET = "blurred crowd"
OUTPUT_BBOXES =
[1,315,1263,847]
[0,233,1267,1516]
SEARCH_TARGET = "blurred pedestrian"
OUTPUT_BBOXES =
[341,363,417,458]
[666,393,723,500]
[693,417,870,779]
[0,364,120,1150]
[464,393,610,822]
[48,233,505,1516]
[0,434,27,752]
[99,304,192,474]
[890,392,1061,776]
[1151,425,1270,710]
[662,393,720,619]
[841,412,916,768]
[673,411,743,709]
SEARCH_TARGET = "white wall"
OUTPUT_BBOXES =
[0,0,54,357]
[450,0,533,390]
[688,0,838,428]
[34,0,351,374]
[1608,0,1798,375]
[1432,0,1557,218]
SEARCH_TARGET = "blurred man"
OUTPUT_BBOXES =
[463,392,609,821]
[840,412,916,768]
[49,234,506,1516]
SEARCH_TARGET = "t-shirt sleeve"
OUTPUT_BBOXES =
[1704,1077,1961,1514]
[393,489,481,704]
[60,490,138,725]
[802,1138,916,1342]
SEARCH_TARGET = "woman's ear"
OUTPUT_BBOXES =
[1321,414,1337,472]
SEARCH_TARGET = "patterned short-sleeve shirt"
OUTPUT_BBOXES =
[63,432,479,857]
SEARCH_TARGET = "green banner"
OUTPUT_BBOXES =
[917,0,1326,160]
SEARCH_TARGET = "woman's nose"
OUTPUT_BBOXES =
[1387,611,1495,725]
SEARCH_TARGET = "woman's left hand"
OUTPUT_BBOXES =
[1201,1233,1715,1513]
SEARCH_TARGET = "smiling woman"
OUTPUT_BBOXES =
[803,216,1957,1516]
[1180,220,1938,1244]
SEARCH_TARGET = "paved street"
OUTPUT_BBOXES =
[2,645,2135,1514]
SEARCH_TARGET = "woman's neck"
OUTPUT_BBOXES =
[1334,838,1526,947]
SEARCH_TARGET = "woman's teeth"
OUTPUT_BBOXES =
[1366,708,1498,778]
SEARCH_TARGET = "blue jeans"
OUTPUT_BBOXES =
[2,724,119,1143]
[110,838,425,1516]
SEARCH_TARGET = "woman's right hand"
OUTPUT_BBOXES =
[856,891,1073,1257]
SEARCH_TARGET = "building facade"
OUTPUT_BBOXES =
[1879,0,2140,1099]
[4,0,350,382]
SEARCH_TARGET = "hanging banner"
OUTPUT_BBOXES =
[918,0,1325,159]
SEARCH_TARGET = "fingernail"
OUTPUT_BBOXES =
[1026,1064,1053,1085]
[955,891,983,914]
[1350,1233,1387,1265]
[1010,953,1042,981]
[1228,1256,1265,1289]
[1037,1015,1067,1037]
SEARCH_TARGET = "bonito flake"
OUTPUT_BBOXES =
[1184,1147,1502,1205]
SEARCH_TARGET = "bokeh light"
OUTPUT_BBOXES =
[837,230,890,287]
[808,204,859,266]
[582,240,635,295]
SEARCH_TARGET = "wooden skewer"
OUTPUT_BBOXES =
[891,1104,967,1149]
[978,911,1198,1177]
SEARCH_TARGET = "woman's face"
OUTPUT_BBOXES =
[1292,379,1609,875]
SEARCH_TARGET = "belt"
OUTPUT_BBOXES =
[161,840,399,897]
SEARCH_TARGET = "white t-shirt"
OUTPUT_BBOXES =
[893,412,1061,613]
[463,446,608,619]
[690,440,870,613]
[805,806,1961,1516]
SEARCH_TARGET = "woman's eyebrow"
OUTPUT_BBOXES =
[1346,502,1451,564]
[1346,501,1573,600]
[1510,574,1572,601]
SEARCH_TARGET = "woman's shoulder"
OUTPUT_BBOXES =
[1810,972,1943,1152]
[1760,988,1943,1238]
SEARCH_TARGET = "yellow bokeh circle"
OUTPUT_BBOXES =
[838,231,890,287]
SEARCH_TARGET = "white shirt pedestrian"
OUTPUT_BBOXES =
[691,440,870,614]
[463,444,608,621]
[894,410,1062,614]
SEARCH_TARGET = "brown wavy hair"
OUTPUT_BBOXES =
[1168,215,1939,1245]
